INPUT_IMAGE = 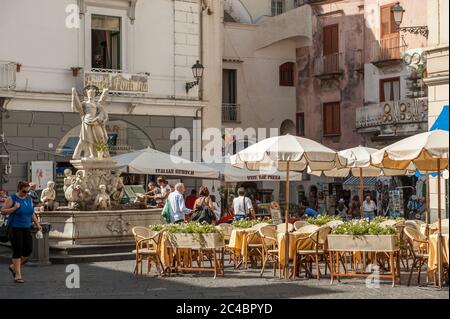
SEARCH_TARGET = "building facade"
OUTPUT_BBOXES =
[0,0,222,196]
[424,0,449,221]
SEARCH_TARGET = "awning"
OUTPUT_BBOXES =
[343,176,378,187]
[430,105,449,131]
[111,147,220,179]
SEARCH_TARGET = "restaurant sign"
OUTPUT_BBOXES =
[84,71,149,94]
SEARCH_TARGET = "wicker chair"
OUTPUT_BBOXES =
[244,228,264,269]
[294,221,310,230]
[132,227,164,276]
[379,220,398,228]
[293,226,332,280]
[276,223,294,233]
[258,225,280,277]
[403,226,433,286]
[217,223,235,266]
[295,224,319,234]
[325,220,344,229]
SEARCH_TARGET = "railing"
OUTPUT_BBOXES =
[372,34,405,62]
[0,61,16,90]
[315,52,343,76]
[356,97,428,129]
[222,103,240,122]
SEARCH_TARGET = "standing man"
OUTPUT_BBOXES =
[167,183,191,223]
[363,195,377,220]
[232,187,255,221]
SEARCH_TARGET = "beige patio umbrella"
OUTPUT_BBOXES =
[371,130,449,288]
[230,134,346,278]
[310,146,414,218]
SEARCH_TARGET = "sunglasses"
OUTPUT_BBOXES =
[20,189,30,194]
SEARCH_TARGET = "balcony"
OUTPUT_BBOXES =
[222,103,240,123]
[0,61,16,90]
[356,97,428,137]
[314,53,344,79]
[371,34,406,67]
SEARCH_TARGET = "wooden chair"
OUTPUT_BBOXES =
[276,223,294,233]
[245,227,264,269]
[258,225,281,277]
[403,226,433,286]
[294,220,309,230]
[293,226,332,280]
[217,223,235,266]
[132,227,164,276]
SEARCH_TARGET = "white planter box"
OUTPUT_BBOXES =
[327,234,400,252]
[168,233,225,249]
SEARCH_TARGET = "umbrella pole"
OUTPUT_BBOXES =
[437,159,443,288]
[360,168,364,219]
[284,162,290,279]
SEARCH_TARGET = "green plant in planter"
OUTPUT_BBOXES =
[333,220,396,235]
[372,216,405,224]
[95,142,109,154]
[149,222,223,244]
[307,214,340,226]
[231,219,272,229]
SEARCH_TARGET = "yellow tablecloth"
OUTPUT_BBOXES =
[428,234,449,274]
[277,231,314,265]
[159,233,190,270]
[228,228,261,263]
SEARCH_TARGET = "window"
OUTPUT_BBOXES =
[222,69,237,104]
[271,0,285,16]
[296,112,305,136]
[380,4,399,38]
[279,62,294,86]
[323,102,341,136]
[380,77,400,102]
[91,14,121,69]
[323,24,339,56]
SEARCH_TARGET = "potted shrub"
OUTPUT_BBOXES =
[149,222,225,249]
[327,220,400,252]
[95,142,109,159]
[71,67,82,77]
[16,63,22,72]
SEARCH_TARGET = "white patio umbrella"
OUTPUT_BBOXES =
[371,130,449,288]
[230,134,346,278]
[111,147,220,179]
[310,146,414,218]
[202,158,303,182]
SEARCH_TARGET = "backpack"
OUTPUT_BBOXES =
[161,198,171,223]
[191,197,216,225]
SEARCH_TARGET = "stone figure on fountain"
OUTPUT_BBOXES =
[40,181,56,211]
[94,185,111,210]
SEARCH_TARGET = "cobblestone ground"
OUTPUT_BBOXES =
[0,258,448,299]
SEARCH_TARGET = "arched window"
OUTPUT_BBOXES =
[279,62,294,86]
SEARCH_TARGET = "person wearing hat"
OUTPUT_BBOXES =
[335,198,349,220]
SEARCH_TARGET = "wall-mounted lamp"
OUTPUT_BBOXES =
[185,60,204,94]
[128,0,137,24]
[391,2,429,39]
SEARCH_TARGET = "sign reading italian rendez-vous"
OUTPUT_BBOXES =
[84,71,149,94]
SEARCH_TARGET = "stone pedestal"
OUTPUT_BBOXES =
[64,158,124,211]
[41,209,163,245]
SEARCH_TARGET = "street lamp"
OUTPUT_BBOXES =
[185,60,204,94]
[391,2,428,38]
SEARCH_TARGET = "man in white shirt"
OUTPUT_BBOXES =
[232,187,255,220]
[363,195,377,220]
[167,183,191,223]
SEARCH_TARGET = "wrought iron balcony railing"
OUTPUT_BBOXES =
[222,103,240,123]
[0,61,16,90]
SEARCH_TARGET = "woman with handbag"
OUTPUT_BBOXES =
[1,181,42,283]
[191,186,216,225]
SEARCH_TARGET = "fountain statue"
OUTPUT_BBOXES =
[40,181,56,211]
[63,87,124,210]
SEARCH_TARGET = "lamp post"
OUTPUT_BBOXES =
[391,2,429,39]
[185,60,204,94]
